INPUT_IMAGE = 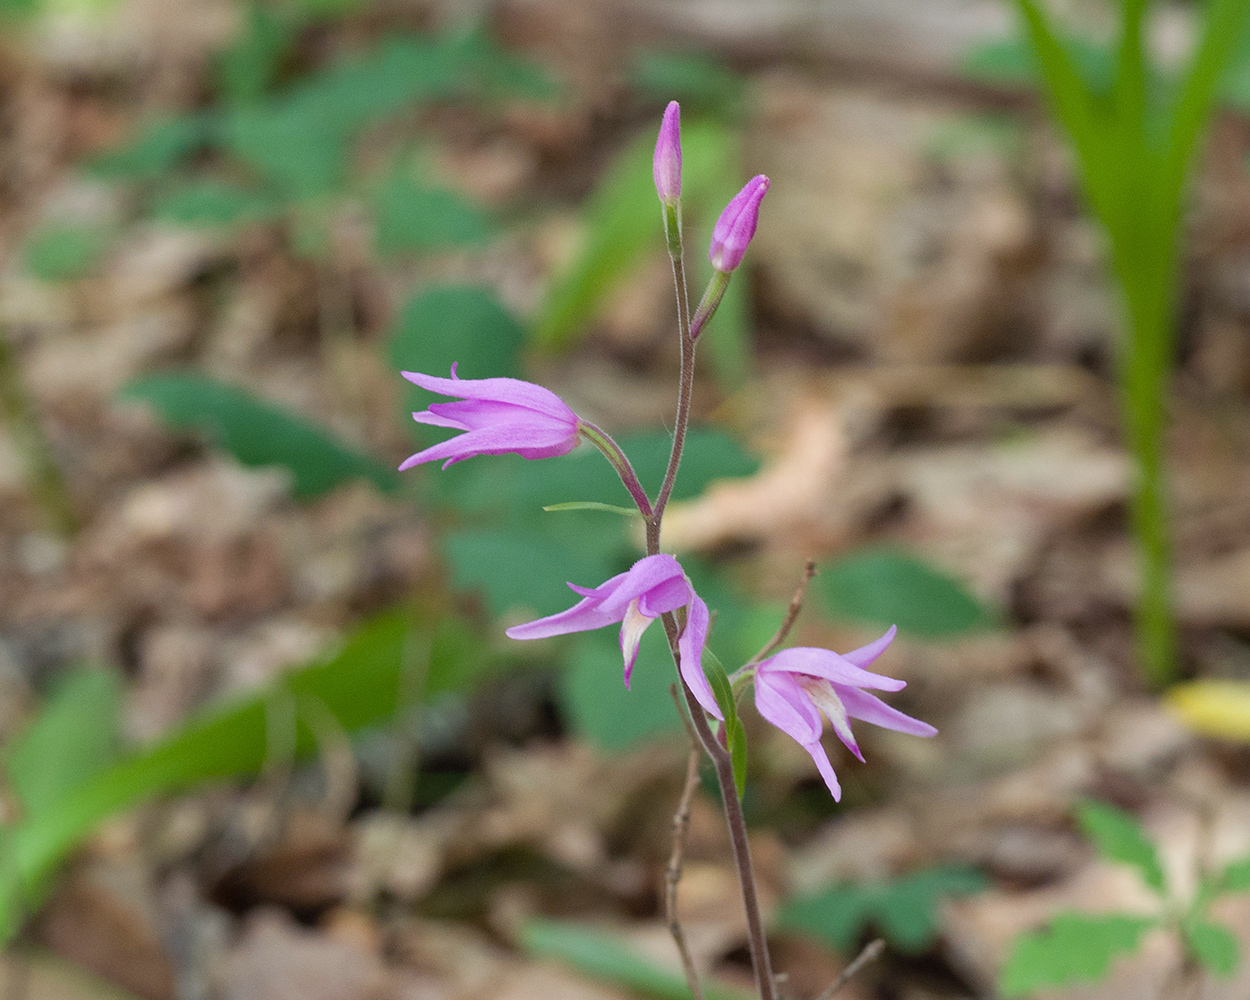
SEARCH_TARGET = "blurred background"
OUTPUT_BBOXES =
[2,0,1250,997]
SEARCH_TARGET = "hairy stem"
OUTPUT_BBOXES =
[651,193,775,1000]
[647,253,696,550]
[580,420,653,518]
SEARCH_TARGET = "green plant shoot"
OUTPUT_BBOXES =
[1008,0,1250,685]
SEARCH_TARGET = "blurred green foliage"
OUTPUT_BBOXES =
[0,608,486,942]
[775,864,988,955]
[815,548,994,638]
[962,0,1250,687]
[121,374,399,499]
[1000,799,1250,995]
[522,918,754,1000]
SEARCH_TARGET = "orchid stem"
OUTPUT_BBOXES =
[647,236,777,1000]
[648,253,696,551]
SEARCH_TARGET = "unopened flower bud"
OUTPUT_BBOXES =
[709,174,769,273]
[653,101,682,204]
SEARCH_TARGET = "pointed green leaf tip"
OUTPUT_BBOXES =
[542,501,640,516]
[1076,800,1166,895]
[1184,920,1239,977]
[1000,914,1156,996]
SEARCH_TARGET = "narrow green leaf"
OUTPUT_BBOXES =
[520,918,754,1000]
[373,177,494,256]
[728,715,748,801]
[1076,800,1166,895]
[1184,919,1239,977]
[1163,0,1250,204]
[703,649,737,728]
[0,607,486,944]
[542,501,640,516]
[1000,913,1156,997]
[4,671,121,820]
[815,548,992,637]
[121,374,398,499]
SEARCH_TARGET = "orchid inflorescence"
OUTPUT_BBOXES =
[398,99,935,999]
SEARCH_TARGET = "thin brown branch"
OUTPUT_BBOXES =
[747,560,817,667]
[814,939,885,1000]
[665,743,707,1000]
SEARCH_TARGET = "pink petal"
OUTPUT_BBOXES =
[837,686,937,738]
[653,100,682,202]
[801,739,842,801]
[840,625,897,669]
[759,647,906,692]
[401,370,577,423]
[754,669,821,744]
[592,554,689,618]
[397,421,578,471]
[678,595,722,719]
[709,175,769,272]
[505,593,621,641]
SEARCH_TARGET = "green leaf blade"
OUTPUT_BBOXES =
[815,548,992,638]
[4,670,121,820]
[1000,913,1156,997]
[121,374,398,499]
[1184,920,1239,977]
[373,178,494,256]
[775,864,987,955]
[521,918,754,1000]
[1076,800,1166,895]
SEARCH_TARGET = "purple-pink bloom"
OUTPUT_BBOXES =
[709,174,769,273]
[398,365,581,470]
[506,554,722,720]
[653,100,682,203]
[753,626,936,801]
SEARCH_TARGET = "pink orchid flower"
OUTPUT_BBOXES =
[398,365,582,470]
[709,174,769,273]
[507,554,721,719]
[754,626,936,801]
[653,100,682,203]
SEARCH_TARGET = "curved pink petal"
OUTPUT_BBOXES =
[592,554,689,618]
[678,595,721,719]
[638,573,691,618]
[759,647,906,692]
[754,669,821,744]
[411,409,470,431]
[401,370,576,422]
[840,625,897,669]
[801,739,842,801]
[505,593,621,641]
[398,421,578,470]
[837,686,937,738]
